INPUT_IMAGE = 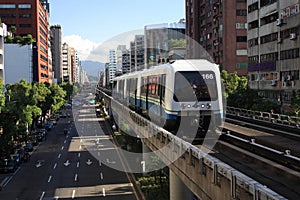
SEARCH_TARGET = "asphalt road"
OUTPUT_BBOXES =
[0,98,138,200]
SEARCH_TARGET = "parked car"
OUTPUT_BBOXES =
[0,159,17,173]
[10,154,21,166]
[24,142,34,152]
[45,122,54,131]
[16,149,26,162]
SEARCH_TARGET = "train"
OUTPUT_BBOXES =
[111,59,224,136]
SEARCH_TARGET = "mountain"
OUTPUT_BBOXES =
[81,60,105,77]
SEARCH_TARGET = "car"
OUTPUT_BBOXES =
[10,154,21,166]
[0,159,17,173]
[16,149,26,162]
[24,142,34,152]
[45,122,54,131]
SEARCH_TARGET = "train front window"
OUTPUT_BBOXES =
[173,71,218,102]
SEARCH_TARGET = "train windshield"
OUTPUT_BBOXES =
[174,71,218,102]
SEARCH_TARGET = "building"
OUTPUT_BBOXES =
[122,49,130,74]
[247,0,300,105]
[0,0,52,83]
[0,23,9,83]
[62,42,71,83]
[116,45,126,71]
[186,0,248,76]
[69,47,76,83]
[50,25,62,84]
[4,44,33,84]
[130,35,145,72]
[144,22,185,68]
[108,50,117,84]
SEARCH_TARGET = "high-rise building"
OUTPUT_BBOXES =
[247,0,300,105]
[122,49,130,74]
[130,35,145,72]
[186,0,248,76]
[0,0,52,82]
[62,42,71,83]
[50,25,62,84]
[144,22,185,68]
[108,50,117,84]
[0,23,8,83]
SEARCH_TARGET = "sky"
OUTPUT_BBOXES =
[50,0,185,62]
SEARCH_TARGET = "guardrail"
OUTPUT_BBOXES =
[226,106,300,127]
[98,89,287,200]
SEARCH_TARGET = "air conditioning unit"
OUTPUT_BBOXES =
[287,75,291,80]
[276,18,283,26]
[271,80,277,86]
[290,33,297,40]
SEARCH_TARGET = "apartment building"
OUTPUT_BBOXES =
[0,0,52,83]
[186,0,248,76]
[50,25,62,84]
[108,50,117,84]
[247,0,300,104]
[0,23,8,82]
[129,35,145,72]
[144,22,185,68]
[62,42,71,83]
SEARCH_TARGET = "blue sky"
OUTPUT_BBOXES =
[50,0,185,61]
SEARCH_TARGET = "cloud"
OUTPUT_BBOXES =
[63,29,144,63]
[62,35,100,61]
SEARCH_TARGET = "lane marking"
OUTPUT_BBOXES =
[100,172,103,180]
[39,192,45,200]
[99,161,102,167]
[58,154,61,159]
[61,146,64,150]
[78,153,81,158]
[72,189,76,199]
[77,162,80,168]
[74,174,78,182]
[48,176,52,183]
[64,140,67,144]
[98,152,100,157]
[53,163,57,169]
[102,188,106,196]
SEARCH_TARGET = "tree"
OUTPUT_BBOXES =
[290,90,300,116]
[168,39,186,50]
[221,70,240,98]
[61,82,75,101]
[0,79,4,113]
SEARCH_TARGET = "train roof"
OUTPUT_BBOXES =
[113,59,219,80]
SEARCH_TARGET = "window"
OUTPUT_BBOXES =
[248,38,259,47]
[260,0,277,8]
[236,9,247,16]
[19,24,31,28]
[0,4,16,8]
[236,36,247,42]
[248,20,259,29]
[248,2,258,13]
[19,13,31,18]
[236,63,248,69]
[18,4,31,9]
[280,48,299,60]
[236,23,247,29]
[260,33,278,44]
[261,12,278,26]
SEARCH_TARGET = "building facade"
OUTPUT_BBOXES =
[122,49,130,74]
[186,0,248,76]
[62,42,71,83]
[0,23,9,83]
[130,35,145,72]
[50,25,62,84]
[247,0,300,105]
[108,50,117,84]
[144,22,185,68]
[0,0,52,83]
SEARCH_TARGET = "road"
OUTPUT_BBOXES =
[0,99,138,200]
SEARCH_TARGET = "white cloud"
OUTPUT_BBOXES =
[62,35,100,61]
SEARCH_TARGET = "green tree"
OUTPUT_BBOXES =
[168,39,186,50]
[290,90,300,116]
[61,82,75,101]
[221,70,240,98]
[0,78,5,112]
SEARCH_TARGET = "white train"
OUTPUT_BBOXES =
[112,59,224,135]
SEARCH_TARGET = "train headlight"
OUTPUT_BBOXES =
[201,104,205,108]
[206,103,211,109]
[187,104,191,108]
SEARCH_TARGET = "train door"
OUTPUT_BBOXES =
[160,74,166,118]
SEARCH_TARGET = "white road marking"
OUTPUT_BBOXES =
[61,146,64,150]
[48,176,52,183]
[72,189,76,199]
[74,174,78,182]
[100,172,103,180]
[53,163,57,169]
[78,153,81,157]
[102,188,106,196]
[64,140,67,144]
[39,192,45,200]
[99,161,102,167]
[77,162,80,168]
[98,152,100,157]
[58,154,61,159]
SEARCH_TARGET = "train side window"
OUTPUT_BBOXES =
[141,77,148,96]
[161,74,166,102]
